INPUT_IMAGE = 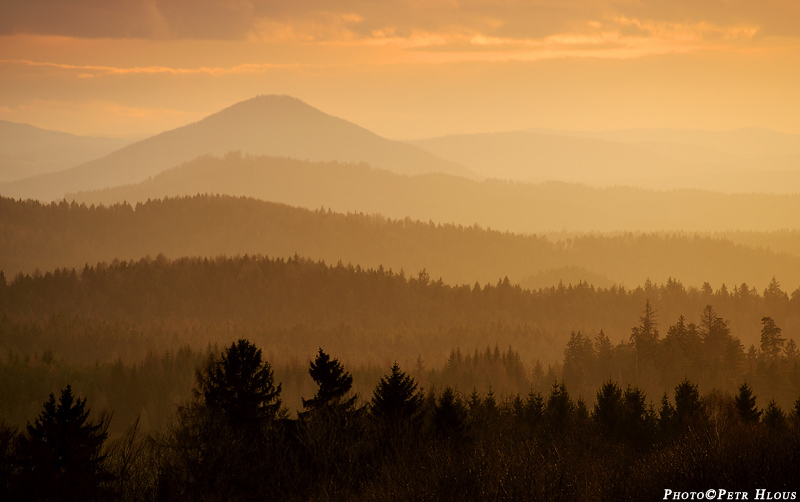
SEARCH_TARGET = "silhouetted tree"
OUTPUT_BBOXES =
[658,392,676,437]
[674,379,704,427]
[371,362,423,428]
[734,382,761,424]
[760,317,785,361]
[620,386,656,447]
[630,300,659,364]
[545,381,573,431]
[158,340,284,501]
[195,339,282,430]
[433,387,467,439]
[762,399,787,429]
[12,386,112,501]
[302,348,357,415]
[523,391,545,428]
[594,380,623,437]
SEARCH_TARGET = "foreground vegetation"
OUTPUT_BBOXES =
[3,254,800,498]
[2,340,799,501]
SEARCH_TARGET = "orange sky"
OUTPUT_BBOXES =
[1,0,799,138]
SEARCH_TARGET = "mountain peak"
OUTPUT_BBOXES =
[206,94,317,119]
[1,95,473,200]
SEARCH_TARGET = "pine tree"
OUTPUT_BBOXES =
[12,386,112,501]
[302,348,357,414]
[674,378,704,426]
[734,382,761,423]
[760,317,785,361]
[621,386,656,447]
[546,381,573,430]
[524,391,545,427]
[658,392,676,436]
[630,300,659,362]
[195,339,282,429]
[433,387,467,439]
[593,380,623,436]
[762,399,787,429]
[371,362,423,426]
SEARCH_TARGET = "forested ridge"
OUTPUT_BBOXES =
[65,153,800,233]
[2,255,799,433]
[3,194,800,288]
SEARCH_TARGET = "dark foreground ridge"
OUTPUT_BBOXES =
[2,340,799,501]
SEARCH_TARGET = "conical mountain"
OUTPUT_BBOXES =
[1,95,472,201]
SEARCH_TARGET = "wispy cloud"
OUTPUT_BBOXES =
[0,59,300,77]
[2,0,797,45]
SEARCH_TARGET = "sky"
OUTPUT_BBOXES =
[1,0,800,139]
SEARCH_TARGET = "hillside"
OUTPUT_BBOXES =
[67,153,800,233]
[0,95,471,201]
[413,128,800,193]
[3,193,800,290]
[0,121,131,183]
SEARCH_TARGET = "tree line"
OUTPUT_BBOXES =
[2,339,799,501]
[2,254,798,366]
[3,193,800,288]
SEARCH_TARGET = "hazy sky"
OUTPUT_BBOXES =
[1,0,799,138]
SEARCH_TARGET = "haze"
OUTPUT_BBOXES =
[2,0,800,140]
[2,2,800,498]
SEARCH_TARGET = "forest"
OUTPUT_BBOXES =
[3,199,800,498]
[3,194,800,289]
[2,338,799,501]
[1,254,799,428]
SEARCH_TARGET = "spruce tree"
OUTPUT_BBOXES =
[433,387,467,439]
[593,380,623,436]
[762,399,787,429]
[658,392,676,436]
[734,382,761,423]
[12,386,112,501]
[371,362,423,426]
[674,378,703,426]
[195,339,282,429]
[760,317,785,361]
[546,381,573,430]
[302,348,357,414]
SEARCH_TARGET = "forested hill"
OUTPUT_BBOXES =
[67,153,800,232]
[2,254,798,368]
[2,194,800,289]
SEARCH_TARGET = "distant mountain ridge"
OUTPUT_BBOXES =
[0,121,131,183]
[69,153,800,233]
[0,95,472,201]
[412,128,800,193]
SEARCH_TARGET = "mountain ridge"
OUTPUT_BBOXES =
[0,120,132,183]
[67,153,800,233]
[0,95,473,201]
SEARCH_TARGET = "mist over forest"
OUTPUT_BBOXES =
[2,95,800,499]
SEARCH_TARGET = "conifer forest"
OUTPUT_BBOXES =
[2,195,800,500]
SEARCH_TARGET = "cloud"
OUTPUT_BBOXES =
[1,0,797,43]
[0,59,294,77]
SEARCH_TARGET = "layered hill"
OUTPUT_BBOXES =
[0,95,472,201]
[412,128,800,193]
[0,121,131,183]
[69,154,800,233]
[3,193,800,290]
